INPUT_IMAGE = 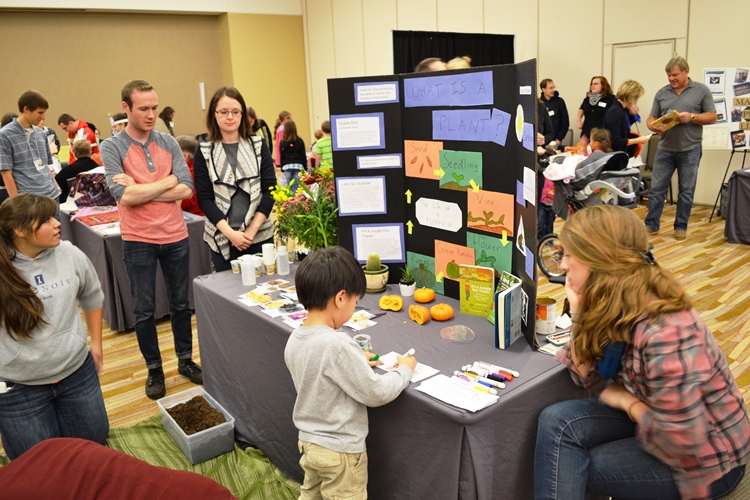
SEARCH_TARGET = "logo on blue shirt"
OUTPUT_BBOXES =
[34,274,44,285]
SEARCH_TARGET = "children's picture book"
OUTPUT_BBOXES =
[650,110,680,131]
[458,264,495,317]
[489,271,522,349]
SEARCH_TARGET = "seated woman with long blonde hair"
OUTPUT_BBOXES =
[534,205,749,499]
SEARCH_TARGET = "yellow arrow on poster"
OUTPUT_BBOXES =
[469,179,479,193]
[405,189,412,204]
[406,220,414,234]
[436,271,444,282]
[500,230,510,247]
[434,167,445,178]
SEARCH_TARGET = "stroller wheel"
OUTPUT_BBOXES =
[537,233,566,279]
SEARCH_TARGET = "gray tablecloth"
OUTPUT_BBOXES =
[725,168,750,245]
[195,267,585,499]
[62,212,212,331]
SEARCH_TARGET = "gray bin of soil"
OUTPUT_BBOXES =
[157,386,235,464]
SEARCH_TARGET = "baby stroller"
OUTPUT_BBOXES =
[538,151,641,280]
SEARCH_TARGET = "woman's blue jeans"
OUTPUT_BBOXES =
[0,353,109,460]
[534,398,744,499]
[122,238,193,369]
[281,167,303,193]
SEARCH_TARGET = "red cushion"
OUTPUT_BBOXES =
[0,438,236,499]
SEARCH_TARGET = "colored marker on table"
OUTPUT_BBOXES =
[477,361,520,378]
[369,354,380,362]
[451,376,498,395]
[477,376,505,389]
[403,348,415,357]
[464,365,508,383]
[473,363,514,382]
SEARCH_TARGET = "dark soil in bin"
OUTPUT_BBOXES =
[166,396,226,435]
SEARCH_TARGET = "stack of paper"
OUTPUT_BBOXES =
[416,374,499,412]
[375,351,438,383]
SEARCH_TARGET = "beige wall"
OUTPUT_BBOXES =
[2,1,747,204]
[219,13,311,145]
[0,12,224,140]
[302,0,750,206]
[0,9,310,148]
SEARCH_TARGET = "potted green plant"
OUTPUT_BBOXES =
[399,266,416,297]
[362,253,389,293]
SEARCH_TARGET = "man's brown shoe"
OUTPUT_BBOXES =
[674,230,686,240]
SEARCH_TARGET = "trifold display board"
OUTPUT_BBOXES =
[329,60,539,347]
[703,67,750,149]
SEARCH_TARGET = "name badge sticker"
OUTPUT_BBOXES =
[548,110,555,116]
[598,101,608,108]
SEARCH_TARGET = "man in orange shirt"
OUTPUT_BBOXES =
[101,80,202,400]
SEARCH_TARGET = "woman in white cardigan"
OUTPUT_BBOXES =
[193,86,276,272]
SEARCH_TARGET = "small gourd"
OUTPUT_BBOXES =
[378,295,403,311]
[430,303,454,321]
[408,304,430,325]
[413,287,436,304]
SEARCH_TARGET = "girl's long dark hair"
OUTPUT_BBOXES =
[282,119,298,143]
[0,194,57,339]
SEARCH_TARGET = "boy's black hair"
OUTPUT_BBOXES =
[295,246,366,311]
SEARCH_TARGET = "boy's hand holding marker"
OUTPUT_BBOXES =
[364,351,383,367]
[396,348,417,372]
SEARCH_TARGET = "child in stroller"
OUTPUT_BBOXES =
[538,129,641,279]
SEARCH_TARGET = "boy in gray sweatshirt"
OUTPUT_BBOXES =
[284,246,416,500]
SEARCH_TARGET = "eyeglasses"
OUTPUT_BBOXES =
[215,109,243,117]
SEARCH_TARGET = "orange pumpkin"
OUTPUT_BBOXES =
[378,294,403,311]
[408,304,430,325]
[430,303,454,321]
[413,287,436,304]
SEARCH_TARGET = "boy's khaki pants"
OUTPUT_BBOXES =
[298,441,368,500]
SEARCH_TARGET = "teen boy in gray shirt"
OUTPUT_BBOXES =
[0,90,61,202]
[284,246,416,500]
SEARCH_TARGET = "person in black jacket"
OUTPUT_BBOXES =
[602,80,650,156]
[279,118,306,193]
[540,79,570,144]
[55,139,99,203]
[577,76,617,144]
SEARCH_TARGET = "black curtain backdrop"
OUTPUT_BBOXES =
[393,30,514,74]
